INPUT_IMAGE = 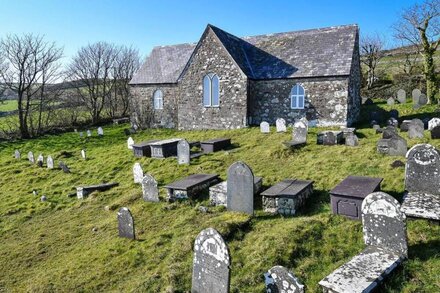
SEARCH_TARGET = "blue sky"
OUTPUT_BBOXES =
[0,0,420,63]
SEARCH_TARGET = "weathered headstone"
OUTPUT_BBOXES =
[14,150,20,159]
[408,119,424,139]
[405,144,440,194]
[59,161,70,173]
[87,130,92,137]
[177,139,190,165]
[400,120,412,132]
[28,151,34,164]
[37,154,44,167]
[264,266,304,293]
[428,118,440,130]
[97,127,104,136]
[387,97,395,105]
[377,135,407,156]
[317,131,343,145]
[127,137,134,149]
[227,161,254,215]
[291,121,307,144]
[382,126,398,139]
[345,133,359,147]
[276,118,286,133]
[260,121,270,133]
[299,117,309,130]
[47,155,54,169]
[389,109,399,119]
[412,89,421,104]
[397,89,406,104]
[191,228,230,293]
[133,163,143,184]
[419,93,428,105]
[117,207,135,239]
[141,174,159,202]
[81,149,86,160]
[362,192,408,256]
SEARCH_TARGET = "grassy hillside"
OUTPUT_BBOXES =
[0,100,17,112]
[0,101,439,292]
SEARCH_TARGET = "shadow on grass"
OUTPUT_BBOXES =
[409,239,440,261]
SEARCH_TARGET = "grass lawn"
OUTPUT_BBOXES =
[0,101,439,292]
[0,100,17,112]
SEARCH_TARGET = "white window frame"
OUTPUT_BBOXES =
[153,89,163,110]
[290,84,305,110]
[203,73,220,107]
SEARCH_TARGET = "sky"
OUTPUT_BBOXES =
[0,0,422,63]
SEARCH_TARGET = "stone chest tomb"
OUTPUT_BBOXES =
[261,179,314,216]
[165,174,220,201]
[149,138,181,158]
[132,140,159,158]
[200,138,231,153]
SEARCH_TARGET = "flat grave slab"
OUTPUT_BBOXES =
[76,182,119,199]
[165,174,220,200]
[401,192,440,221]
[330,176,383,220]
[200,138,231,153]
[261,179,314,216]
[149,138,181,158]
[209,177,262,206]
[132,140,160,158]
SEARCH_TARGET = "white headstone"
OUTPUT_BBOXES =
[276,118,286,132]
[87,130,92,137]
[37,154,44,163]
[387,97,395,105]
[97,127,104,136]
[81,149,86,160]
[14,150,20,159]
[133,163,143,184]
[397,89,406,104]
[260,121,270,133]
[47,155,54,169]
[127,137,134,149]
[28,151,34,163]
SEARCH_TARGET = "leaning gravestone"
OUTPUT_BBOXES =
[227,161,254,215]
[397,89,406,104]
[59,161,70,173]
[141,174,159,202]
[192,228,230,293]
[408,119,424,139]
[412,89,421,103]
[177,139,190,165]
[264,266,304,293]
[47,155,54,169]
[260,121,270,133]
[28,151,34,164]
[419,94,428,105]
[276,118,286,133]
[117,207,135,240]
[387,97,395,105]
[87,130,92,137]
[133,163,143,184]
[97,127,104,136]
[127,137,134,149]
[14,150,20,159]
[81,149,86,160]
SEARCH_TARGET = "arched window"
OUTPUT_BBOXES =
[153,89,163,110]
[290,84,305,109]
[203,73,220,107]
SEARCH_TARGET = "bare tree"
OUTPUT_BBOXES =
[67,42,119,123]
[360,34,385,89]
[394,0,440,103]
[0,34,63,138]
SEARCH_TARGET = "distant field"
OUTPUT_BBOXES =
[0,100,17,112]
[0,101,438,292]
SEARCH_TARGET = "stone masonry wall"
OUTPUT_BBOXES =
[347,29,361,126]
[178,28,248,130]
[130,84,178,128]
[248,77,350,126]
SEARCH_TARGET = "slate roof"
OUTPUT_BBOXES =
[130,24,358,84]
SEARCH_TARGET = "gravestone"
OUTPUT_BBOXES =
[79,132,83,138]
[260,121,270,133]
[276,118,286,133]
[397,89,406,104]
[141,174,159,202]
[317,131,343,145]
[382,126,398,139]
[377,135,407,156]
[387,97,395,105]
[87,130,92,137]
[408,119,424,139]
[362,192,408,256]
[133,163,143,184]
[389,109,399,119]
[405,144,440,194]
[400,120,412,132]
[14,150,20,159]
[191,228,230,293]
[428,118,440,130]
[264,266,304,293]
[431,125,440,139]
[299,117,309,130]
[291,121,307,144]
[47,155,54,169]
[177,139,190,165]
[227,161,254,215]
[127,137,134,149]
[97,127,104,136]
[37,154,44,167]
[81,149,86,160]
[117,207,135,239]
[28,151,34,164]
[387,117,398,127]
[59,161,70,173]
[345,133,359,147]
[412,88,421,104]
[419,93,428,105]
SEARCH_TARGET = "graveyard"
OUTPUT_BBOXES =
[0,99,438,292]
